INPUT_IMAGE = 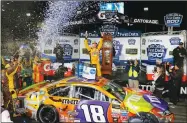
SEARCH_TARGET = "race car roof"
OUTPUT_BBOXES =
[58,76,109,87]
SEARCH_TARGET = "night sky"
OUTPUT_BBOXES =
[1,1,187,40]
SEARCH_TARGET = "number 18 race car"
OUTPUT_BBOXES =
[23,77,174,123]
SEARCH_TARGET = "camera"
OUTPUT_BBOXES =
[129,60,134,66]
[153,67,157,73]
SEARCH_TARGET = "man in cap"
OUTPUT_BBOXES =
[54,43,64,65]
[172,42,187,65]
[84,31,104,77]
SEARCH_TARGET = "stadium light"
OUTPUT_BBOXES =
[144,7,149,12]
[26,13,31,17]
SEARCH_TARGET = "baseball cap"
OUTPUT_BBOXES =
[179,42,184,45]
[175,62,182,68]
[92,41,97,44]
[5,64,10,69]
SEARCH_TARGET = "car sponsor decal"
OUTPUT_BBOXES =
[120,110,128,121]
[128,95,142,102]
[62,99,79,105]
[49,97,61,102]
[143,94,168,111]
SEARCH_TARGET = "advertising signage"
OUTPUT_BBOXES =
[99,2,124,14]
[164,13,183,27]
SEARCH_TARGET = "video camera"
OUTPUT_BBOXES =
[128,60,134,66]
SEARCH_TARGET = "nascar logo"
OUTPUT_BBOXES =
[128,39,136,45]
[90,69,96,74]
[170,37,181,45]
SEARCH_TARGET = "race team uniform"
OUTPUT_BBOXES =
[84,38,103,77]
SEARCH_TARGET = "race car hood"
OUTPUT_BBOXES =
[124,94,168,114]
[143,94,168,111]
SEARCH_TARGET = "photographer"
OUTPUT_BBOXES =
[153,65,165,98]
[127,59,140,89]
[168,62,183,105]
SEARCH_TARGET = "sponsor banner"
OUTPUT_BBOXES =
[140,35,184,63]
[98,11,118,20]
[128,39,136,45]
[139,84,187,97]
[147,43,167,61]
[113,40,123,62]
[41,35,80,60]
[133,19,159,24]
[180,85,187,95]
[99,2,124,14]
[80,30,141,38]
[82,64,96,80]
[100,25,118,37]
[169,37,181,45]
[164,13,183,27]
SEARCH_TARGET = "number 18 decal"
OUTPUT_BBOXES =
[81,104,106,122]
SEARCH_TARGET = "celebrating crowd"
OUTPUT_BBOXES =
[1,42,66,118]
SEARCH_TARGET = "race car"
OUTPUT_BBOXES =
[24,77,174,123]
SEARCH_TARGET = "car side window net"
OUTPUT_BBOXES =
[74,86,95,100]
[73,86,110,102]
[48,86,70,97]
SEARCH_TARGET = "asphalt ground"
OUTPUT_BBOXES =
[10,70,187,123]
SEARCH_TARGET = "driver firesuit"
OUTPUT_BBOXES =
[84,37,103,77]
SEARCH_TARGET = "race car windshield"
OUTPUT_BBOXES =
[103,81,126,101]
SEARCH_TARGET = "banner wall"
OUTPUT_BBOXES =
[141,34,184,64]
[41,35,80,60]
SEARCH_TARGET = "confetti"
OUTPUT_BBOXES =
[37,1,82,50]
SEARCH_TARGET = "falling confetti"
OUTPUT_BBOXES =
[37,1,82,51]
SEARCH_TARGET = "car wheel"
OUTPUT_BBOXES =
[128,112,159,123]
[37,105,59,123]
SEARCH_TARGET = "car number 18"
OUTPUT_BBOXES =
[81,104,106,122]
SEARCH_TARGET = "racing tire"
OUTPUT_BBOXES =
[37,105,59,123]
[128,112,159,123]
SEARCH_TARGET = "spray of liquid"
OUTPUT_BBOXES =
[37,1,82,51]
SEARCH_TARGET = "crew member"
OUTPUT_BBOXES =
[18,42,33,63]
[21,58,32,88]
[84,31,104,77]
[54,43,64,65]
[172,42,187,65]
[127,59,140,89]
[1,65,12,111]
[6,59,20,117]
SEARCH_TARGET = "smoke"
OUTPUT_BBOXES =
[37,1,82,50]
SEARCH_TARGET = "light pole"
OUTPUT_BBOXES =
[26,13,31,39]
[144,7,148,33]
